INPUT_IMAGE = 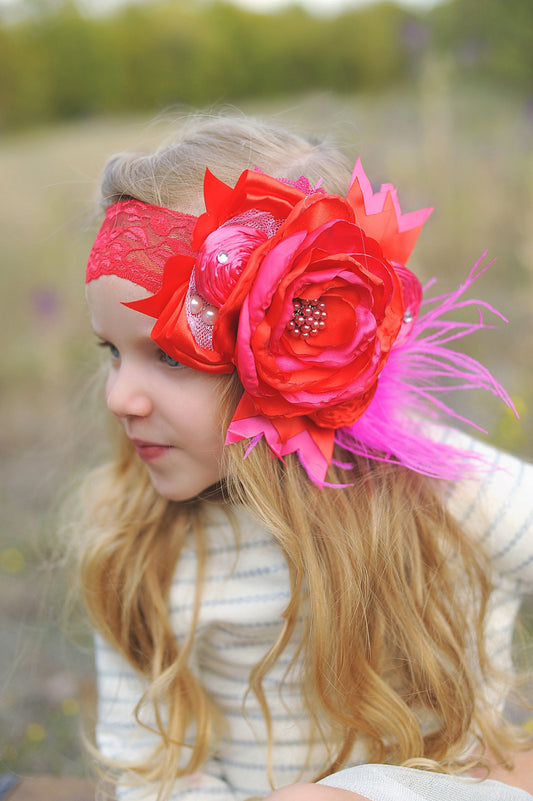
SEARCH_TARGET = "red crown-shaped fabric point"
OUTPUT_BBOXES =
[347,157,433,266]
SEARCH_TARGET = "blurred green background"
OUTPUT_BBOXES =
[1,0,532,781]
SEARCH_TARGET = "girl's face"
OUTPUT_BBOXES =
[87,275,227,502]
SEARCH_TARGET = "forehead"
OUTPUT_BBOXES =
[86,275,153,338]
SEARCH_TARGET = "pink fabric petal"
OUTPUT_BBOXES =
[226,415,333,483]
[349,157,433,235]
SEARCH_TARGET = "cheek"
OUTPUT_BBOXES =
[193,379,229,451]
[197,396,225,447]
[162,376,221,439]
[104,367,123,410]
[104,372,113,402]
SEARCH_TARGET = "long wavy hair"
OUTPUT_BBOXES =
[75,114,528,799]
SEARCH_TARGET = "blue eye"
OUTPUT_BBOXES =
[98,341,120,360]
[160,350,182,368]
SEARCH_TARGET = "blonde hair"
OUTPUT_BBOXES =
[77,114,528,798]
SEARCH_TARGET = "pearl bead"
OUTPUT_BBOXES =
[287,296,327,341]
[201,305,218,325]
[189,294,203,314]
[217,251,229,264]
[403,310,414,323]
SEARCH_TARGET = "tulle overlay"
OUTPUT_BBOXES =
[86,161,515,485]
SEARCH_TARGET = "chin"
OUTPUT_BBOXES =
[147,471,224,503]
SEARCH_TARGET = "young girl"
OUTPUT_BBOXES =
[80,115,533,801]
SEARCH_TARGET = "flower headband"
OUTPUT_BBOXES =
[87,160,513,486]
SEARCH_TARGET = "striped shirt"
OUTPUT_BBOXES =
[95,430,533,800]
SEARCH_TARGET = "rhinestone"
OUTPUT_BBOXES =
[217,251,229,264]
[403,310,414,323]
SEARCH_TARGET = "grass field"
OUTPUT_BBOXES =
[1,84,532,777]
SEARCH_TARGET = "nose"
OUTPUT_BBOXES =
[105,364,153,419]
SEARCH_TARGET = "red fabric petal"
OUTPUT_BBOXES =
[193,169,306,246]
[126,254,234,373]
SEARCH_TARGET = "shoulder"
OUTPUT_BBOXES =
[436,427,533,588]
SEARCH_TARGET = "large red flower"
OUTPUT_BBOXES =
[131,164,429,481]
[233,199,408,428]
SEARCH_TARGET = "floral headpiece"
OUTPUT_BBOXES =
[87,160,513,486]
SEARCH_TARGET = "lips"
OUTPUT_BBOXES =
[130,438,172,462]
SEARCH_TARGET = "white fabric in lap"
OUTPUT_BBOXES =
[319,764,533,800]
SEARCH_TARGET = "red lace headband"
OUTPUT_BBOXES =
[87,162,514,486]
[86,199,197,293]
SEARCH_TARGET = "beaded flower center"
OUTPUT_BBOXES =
[287,298,327,338]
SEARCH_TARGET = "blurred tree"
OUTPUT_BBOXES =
[430,0,533,93]
[35,4,107,118]
[325,3,413,92]
[0,0,531,131]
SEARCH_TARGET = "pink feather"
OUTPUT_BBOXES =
[335,253,516,480]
